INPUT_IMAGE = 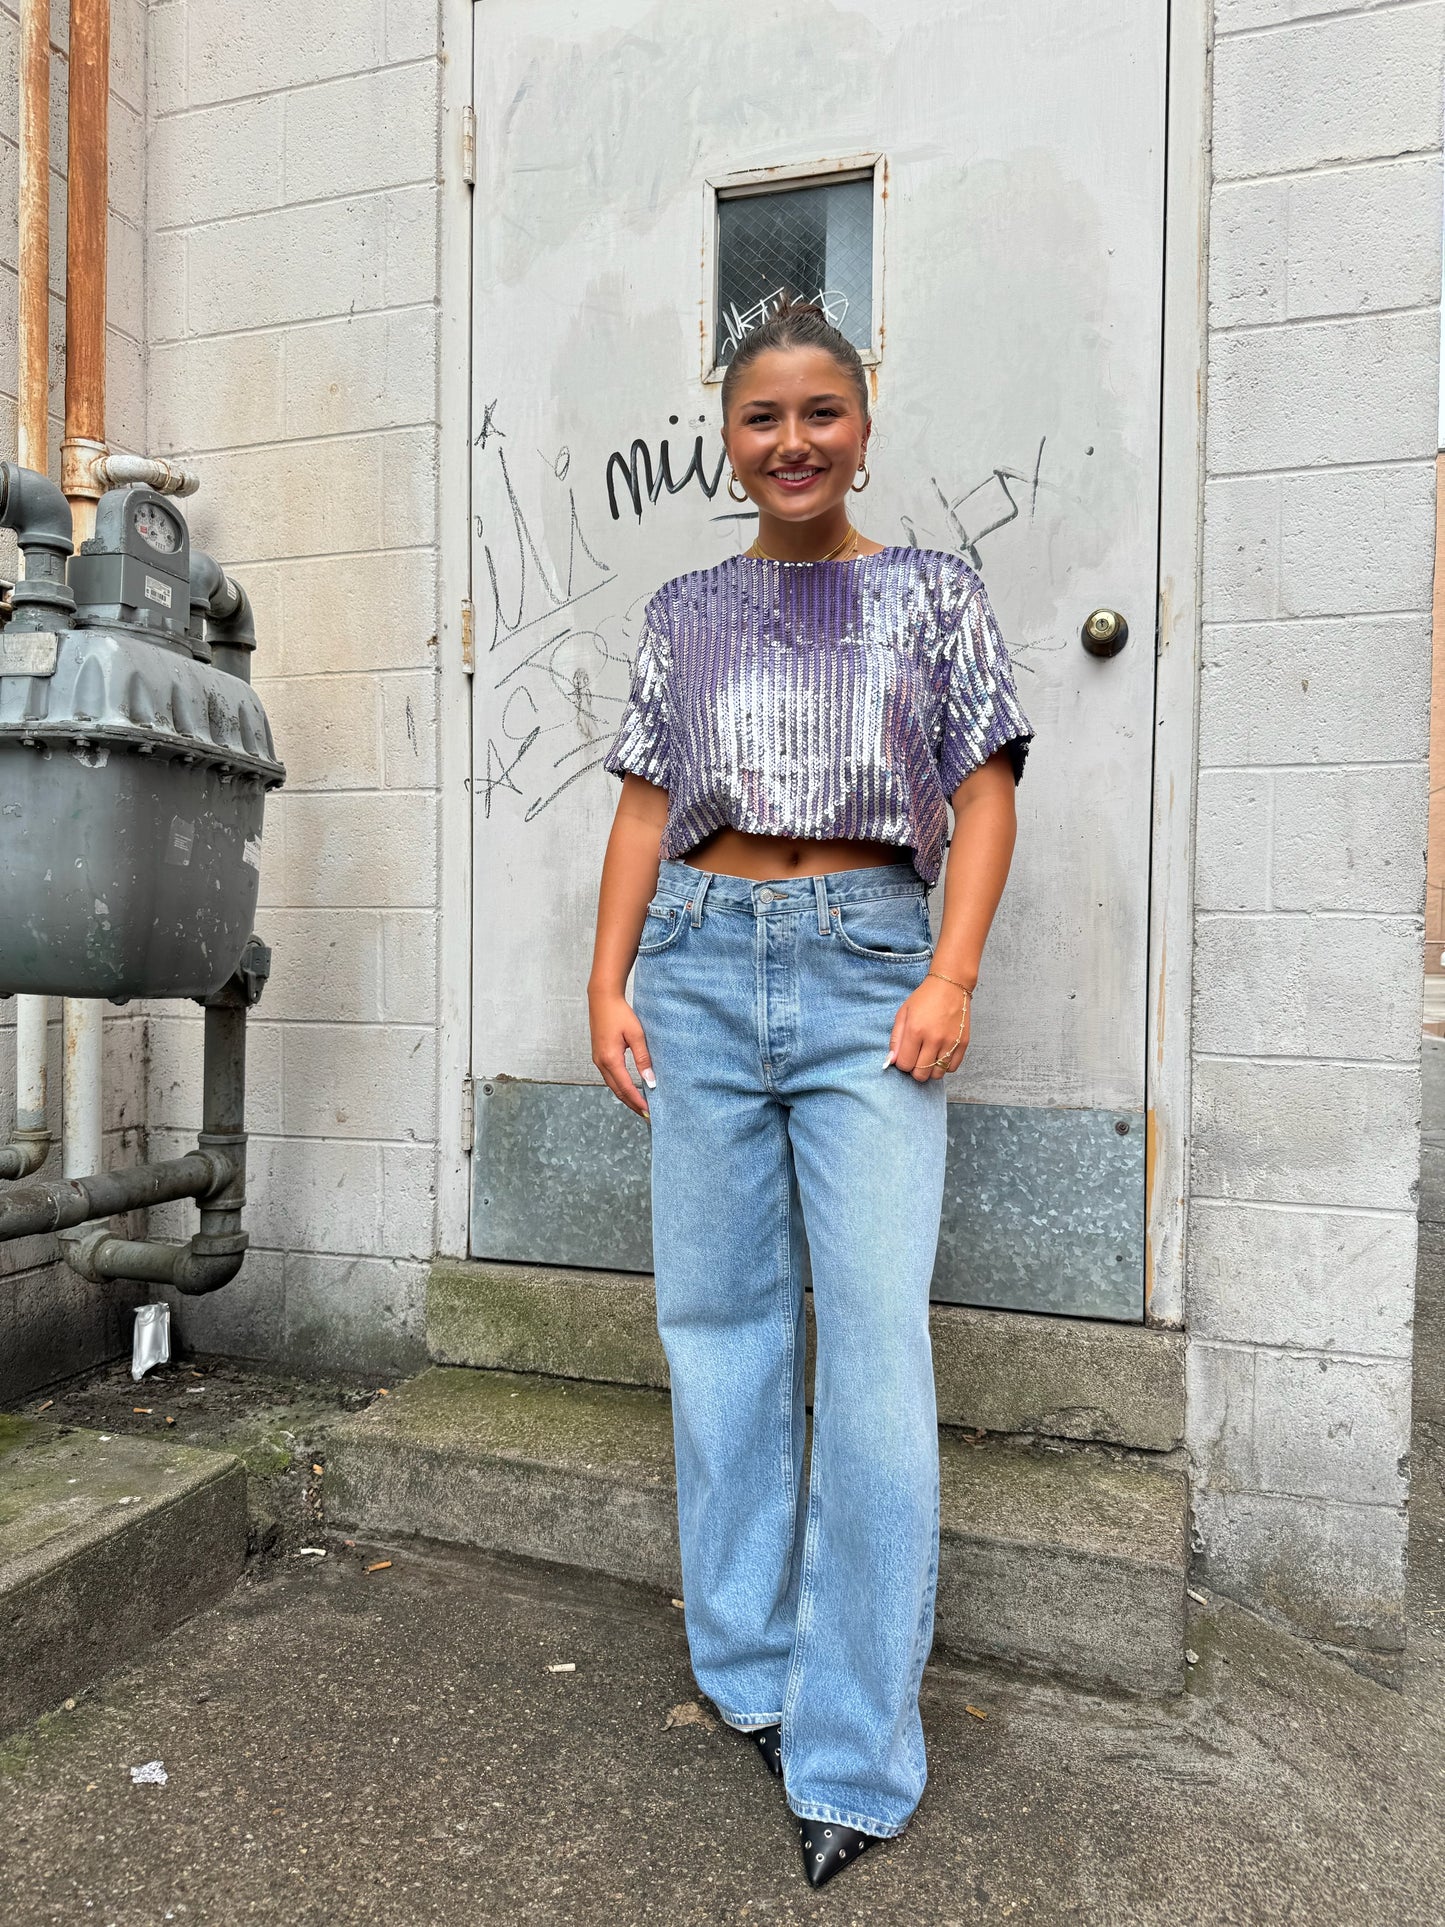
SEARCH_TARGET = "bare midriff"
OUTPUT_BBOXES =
[685,827,910,881]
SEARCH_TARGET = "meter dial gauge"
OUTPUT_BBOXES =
[133,500,182,554]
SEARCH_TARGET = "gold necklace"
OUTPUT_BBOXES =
[747,523,861,563]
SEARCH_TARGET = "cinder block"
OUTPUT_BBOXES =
[110,0,147,112]
[146,1,187,119]
[258,909,383,1023]
[245,1134,382,1254]
[183,187,437,334]
[381,1143,437,1259]
[253,792,286,913]
[1213,8,1445,181]
[1199,616,1430,766]
[1207,312,1438,474]
[1202,473,1280,622]
[282,1251,428,1376]
[258,673,383,791]
[381,670,438,788]
[1215,0,1370,31]
[105,329,146,454]
[1208,178,1286,328]
[183,426,437,565]
[276,792,437,908]
[281,1023,435,1141]
[0,1257,144,1405]
[145,228,187,346]
[282,307,438,440]
[265,547,438,677]
[1191,1057,1420,1210]
[1279,465,1436,617]
[284,62,439,202]
[1193,912,1423,1061]
[108,96,146,227]
[1187,1198,1415,1356]
[1188,1341,1410,1507]
[160,1245,287,1363]
[386,9,440,61]
[381,913,438,1025]
[1193,769,1272,910]
[1190,1484,1405,1670]
[148,93,284,229]
[1272,764,1428,914]
[107,213,146,343]
[150,330,287,454]
[184,0,387,106]
[1286,155,1442,318]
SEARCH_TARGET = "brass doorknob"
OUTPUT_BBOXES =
[1081,608,1128,657]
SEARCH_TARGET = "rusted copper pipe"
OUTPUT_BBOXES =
[17,0,51,473]
[61,0,111,528]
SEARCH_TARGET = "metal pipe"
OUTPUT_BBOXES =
[0,1150,232,1242]
[58,0,111,1226]
[18,0,50,474]
[10,1,55,1187]
[93,451,200,496]
[0,999,51,1181]
[60,959,261,1297]
[60,999,104,1237]
[60,0,110,541]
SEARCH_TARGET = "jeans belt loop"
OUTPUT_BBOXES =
[813,874,830,936]
[690,871,714,929]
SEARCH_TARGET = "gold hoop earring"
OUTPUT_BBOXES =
[851,463,871,493]
[727,472,749,503]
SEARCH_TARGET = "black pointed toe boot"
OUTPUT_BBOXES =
[799,1819,873,1888]
[750,1723,783,1777]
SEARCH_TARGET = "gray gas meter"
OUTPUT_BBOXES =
[67,485,192,640]
[0,464,285,1001]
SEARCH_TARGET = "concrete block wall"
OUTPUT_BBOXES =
[1188,0,1443,1668]
[0,0,153,1404]
[142,0,444,1377]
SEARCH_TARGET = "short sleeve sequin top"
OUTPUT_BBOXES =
[603,546,1033,884]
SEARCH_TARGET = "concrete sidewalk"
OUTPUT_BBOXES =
[1,1460,1441,1927]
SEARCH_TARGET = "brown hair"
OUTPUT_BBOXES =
[720,293,870,422]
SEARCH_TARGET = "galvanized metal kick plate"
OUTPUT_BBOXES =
[469,1077,1145,1322]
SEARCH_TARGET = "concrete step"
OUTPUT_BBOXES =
[327,1366,1188,1695]
[428,1258,1186,1453]
[1,1415,248,1735]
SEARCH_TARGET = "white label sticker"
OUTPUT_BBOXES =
[242,837,263,871]
[144,576,174,607]
[166,817,195,866]
[0,633,60,677]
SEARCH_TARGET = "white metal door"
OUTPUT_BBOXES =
[469,0,1167,1318]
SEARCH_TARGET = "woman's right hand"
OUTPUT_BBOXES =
[589,988,655,1119]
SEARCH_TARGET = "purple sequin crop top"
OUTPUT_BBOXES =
[603,547,1033,884]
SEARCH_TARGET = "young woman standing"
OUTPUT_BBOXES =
[589,299,1032,1889]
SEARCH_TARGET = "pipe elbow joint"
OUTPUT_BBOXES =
[0,461,73,560]
[0,1129,51,1182]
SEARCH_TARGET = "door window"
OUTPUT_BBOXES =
[713,172,876,371]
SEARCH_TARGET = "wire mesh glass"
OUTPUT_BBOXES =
[715,176,874,366]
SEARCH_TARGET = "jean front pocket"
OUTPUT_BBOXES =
[830,895,934,963]
[637,900,689,956]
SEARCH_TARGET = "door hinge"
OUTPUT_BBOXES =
[460,1075,476,1153]
[461,105,477,187]
[460,598,475,675]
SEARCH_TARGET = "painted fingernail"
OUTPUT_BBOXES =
[884,1053,896,1068]
[642,1068,657,1089]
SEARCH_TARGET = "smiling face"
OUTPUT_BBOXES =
[722,345,871,529]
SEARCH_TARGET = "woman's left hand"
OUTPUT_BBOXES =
[887,975,971,1081]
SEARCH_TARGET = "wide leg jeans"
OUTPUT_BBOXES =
[633,857,948,1837]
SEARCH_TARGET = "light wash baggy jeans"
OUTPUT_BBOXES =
[632,857,949,1837]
